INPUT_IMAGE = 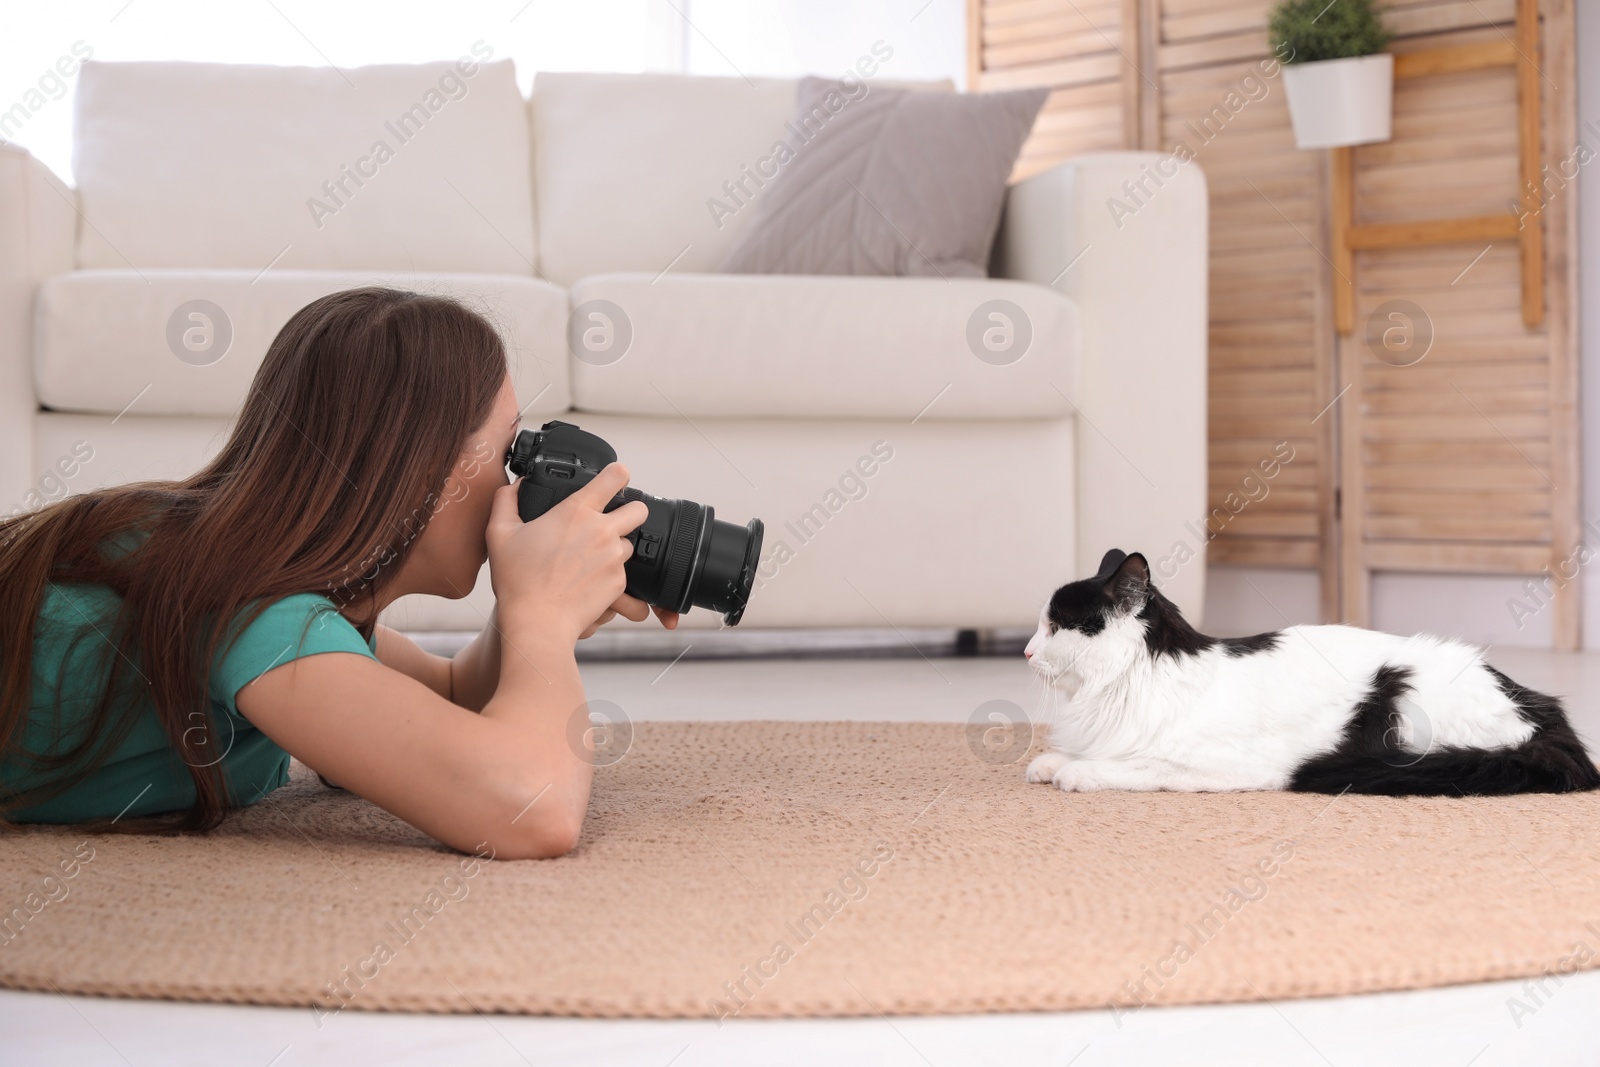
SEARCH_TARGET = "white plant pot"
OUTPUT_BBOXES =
[1281,53,1394,150]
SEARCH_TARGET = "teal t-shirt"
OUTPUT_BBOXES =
[2,587,378,824]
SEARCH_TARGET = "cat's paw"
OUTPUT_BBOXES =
[1051,762,1109,793]
[1026,751,1069,783]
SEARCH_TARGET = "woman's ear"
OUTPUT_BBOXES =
[1107,552,1150,613]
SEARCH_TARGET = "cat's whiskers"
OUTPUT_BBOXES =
[1028,670,1059,729]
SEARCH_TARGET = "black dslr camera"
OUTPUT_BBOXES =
[506,420,765,626]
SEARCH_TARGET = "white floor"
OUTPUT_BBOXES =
[7,647,1600,1066]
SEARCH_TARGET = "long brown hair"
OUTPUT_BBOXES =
[0,287,507,833]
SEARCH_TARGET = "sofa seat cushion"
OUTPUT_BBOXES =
[73,58,535,274]
[33,412,235,500]
[35,270,570,418]
[567,273,1077,419]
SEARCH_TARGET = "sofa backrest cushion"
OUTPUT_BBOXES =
[73,57,536,274]
[530,72,799,287]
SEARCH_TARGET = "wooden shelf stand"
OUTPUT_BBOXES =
[1332,0,1544,334]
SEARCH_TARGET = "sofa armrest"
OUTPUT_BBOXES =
[994,152,1208,621]
[0,145,75,513]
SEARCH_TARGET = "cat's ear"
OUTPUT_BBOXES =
[1096,548,1128,577]
[1105,552,1151,613]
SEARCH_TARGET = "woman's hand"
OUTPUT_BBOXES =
[577,594,680,639]
[486,462,649,644]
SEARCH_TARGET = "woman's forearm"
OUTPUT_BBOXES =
[448,602,507,711]
[373,624,453,699]
[477,610,593,852]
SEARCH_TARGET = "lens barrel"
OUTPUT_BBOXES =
[697,514,764,625]
[611,488,763,626]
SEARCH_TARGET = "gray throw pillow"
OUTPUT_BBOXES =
[716,78,1048,278]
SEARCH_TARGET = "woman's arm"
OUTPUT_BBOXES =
[373,624,452,700]
[444,607,497,711]
[236,620,587,859]
[370,617,501,708]
[234,464,648,859]
[377,597,679,714]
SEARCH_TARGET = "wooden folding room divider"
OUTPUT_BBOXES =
[970,0,1581,648]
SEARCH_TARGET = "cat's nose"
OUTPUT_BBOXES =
[1024,649,1034,660]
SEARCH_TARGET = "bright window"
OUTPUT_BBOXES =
[0,0,963,183]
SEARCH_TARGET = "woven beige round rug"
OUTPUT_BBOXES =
[3,721,1599,1020]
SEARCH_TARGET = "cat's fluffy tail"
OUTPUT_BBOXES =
[1289,665,1600,797]
[1288,737,1600,796]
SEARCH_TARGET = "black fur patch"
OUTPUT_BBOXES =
[1044,549,1281,660]
[1136,592,1218,658]
[1220,631,1283,657]
[1133,593,1282,661]
[1289,662,1600,796]
[1047,580,1110,636]
[1043,550,1280,659]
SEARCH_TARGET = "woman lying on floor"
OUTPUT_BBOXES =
[0,288,668,858]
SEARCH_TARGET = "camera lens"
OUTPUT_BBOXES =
[613,489,763,626]
[694,513,765,626]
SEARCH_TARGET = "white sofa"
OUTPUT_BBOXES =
[0,57,1208,632]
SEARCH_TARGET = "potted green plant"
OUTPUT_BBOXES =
[1269,0,1394,149]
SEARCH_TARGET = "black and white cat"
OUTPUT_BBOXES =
[1023,549,1600,796]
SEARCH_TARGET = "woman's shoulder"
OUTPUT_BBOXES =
[211,592,379,718]
[225,592,378,658]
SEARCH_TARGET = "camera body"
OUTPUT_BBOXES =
[507,420,764,626]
